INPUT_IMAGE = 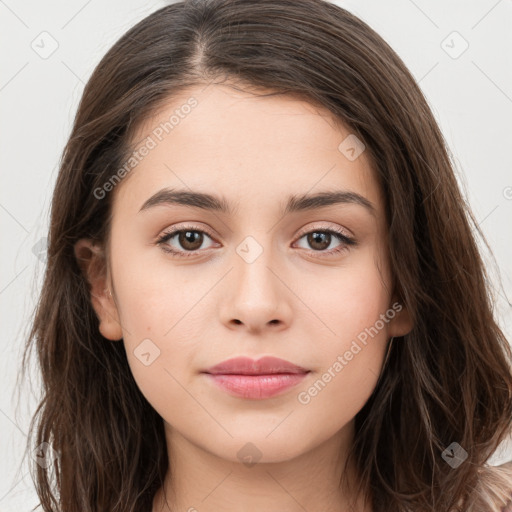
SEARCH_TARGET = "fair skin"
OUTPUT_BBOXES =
[75,83,413,512]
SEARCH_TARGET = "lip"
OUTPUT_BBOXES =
[202,356,310,400]
[203,356,309,375]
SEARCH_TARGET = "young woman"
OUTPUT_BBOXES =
[20,0,512,511]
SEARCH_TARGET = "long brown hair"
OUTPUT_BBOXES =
[18,0,512,510]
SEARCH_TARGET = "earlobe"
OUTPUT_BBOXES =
[74,238,123,341]
[388,299,414,338]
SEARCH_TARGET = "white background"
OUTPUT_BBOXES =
[1,0,511,510]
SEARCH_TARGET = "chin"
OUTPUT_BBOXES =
[214,434,308,465]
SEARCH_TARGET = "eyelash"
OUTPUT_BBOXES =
[155,224,357,259]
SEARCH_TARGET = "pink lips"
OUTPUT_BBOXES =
[202,356,310,400]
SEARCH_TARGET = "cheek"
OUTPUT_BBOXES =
[120,293,201,425]
[294,268,391,436]
[109,243,205,411]
[111,232,207,339]
[293,350,382,452]
[295,246,392,346]
[294,249,391,403]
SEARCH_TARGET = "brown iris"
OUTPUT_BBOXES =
[307,231,331,251]
[178,230,204,251]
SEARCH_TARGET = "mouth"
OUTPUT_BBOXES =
[201,356,311,399]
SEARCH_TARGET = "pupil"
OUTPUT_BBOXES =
[309,232,330,250]
[180,231,202,250]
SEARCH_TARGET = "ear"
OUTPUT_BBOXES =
[387,295,414,338]
[74,238,123,341]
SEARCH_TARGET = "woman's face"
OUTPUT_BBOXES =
[79,83,412,463]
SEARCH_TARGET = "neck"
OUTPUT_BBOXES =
[152,420,371,512]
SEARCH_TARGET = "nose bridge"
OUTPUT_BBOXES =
[234,233,279,303]
[220,233,291,330]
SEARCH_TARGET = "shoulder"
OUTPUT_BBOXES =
[461,461,512,512]
[490,460,512,511]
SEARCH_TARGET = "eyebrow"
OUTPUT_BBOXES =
[138,187,376,217]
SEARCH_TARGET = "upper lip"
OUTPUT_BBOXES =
[203,356,309,375]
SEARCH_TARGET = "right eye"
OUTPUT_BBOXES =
[156,226,218,257]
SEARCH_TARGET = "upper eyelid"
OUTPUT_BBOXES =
[158,223,354,249]
[160,223,216,240]
[295,223,353,238]
[161,221,352,238]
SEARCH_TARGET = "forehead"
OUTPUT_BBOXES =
[112,83,383,218]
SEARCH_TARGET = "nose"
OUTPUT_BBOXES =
[218,244,292,333]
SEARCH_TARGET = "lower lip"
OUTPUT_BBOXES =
[204,372,309,399]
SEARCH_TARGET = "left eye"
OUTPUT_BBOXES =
[294,229,355,254]
[156,226,356,258]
